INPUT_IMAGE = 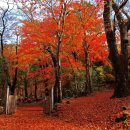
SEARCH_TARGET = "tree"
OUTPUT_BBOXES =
[103,0,130,97]
[43,0,68,103]
[0,0,22,113]
[63,1,108,94]
[19,0,70,104]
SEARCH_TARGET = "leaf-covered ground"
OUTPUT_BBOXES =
[0,90,130,130]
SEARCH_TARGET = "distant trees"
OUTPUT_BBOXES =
[19,0,108,108]
[65,1,108,94]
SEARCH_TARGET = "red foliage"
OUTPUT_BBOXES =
[15,1,109,89]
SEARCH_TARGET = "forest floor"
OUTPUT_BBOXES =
[0,90,130,130]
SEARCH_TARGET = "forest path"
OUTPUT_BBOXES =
[0,90,130,130]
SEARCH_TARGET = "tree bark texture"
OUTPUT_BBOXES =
[103,0,130,97]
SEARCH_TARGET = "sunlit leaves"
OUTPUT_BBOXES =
[17,0,109,88]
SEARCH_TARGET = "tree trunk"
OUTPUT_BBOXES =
[46,46,61,104]
[56,58,62,103]
[54,76,58,104]
[24,78,28,98]
[34,79,38,101]
[1,81,6,107]
[7,95,17,114]
[83,33,92,94]
[103,0,130,97]
[10,67,18,95]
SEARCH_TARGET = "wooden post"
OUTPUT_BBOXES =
[6,86,17,115]
[6,86,9,114]
[8,95,17,114]
[44,88,54,115]
[51,87,54,111]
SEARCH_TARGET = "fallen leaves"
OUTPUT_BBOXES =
[0,90,130,130]
[56,90,130,129]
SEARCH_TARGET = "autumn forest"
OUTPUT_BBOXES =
[0,0,130,130]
